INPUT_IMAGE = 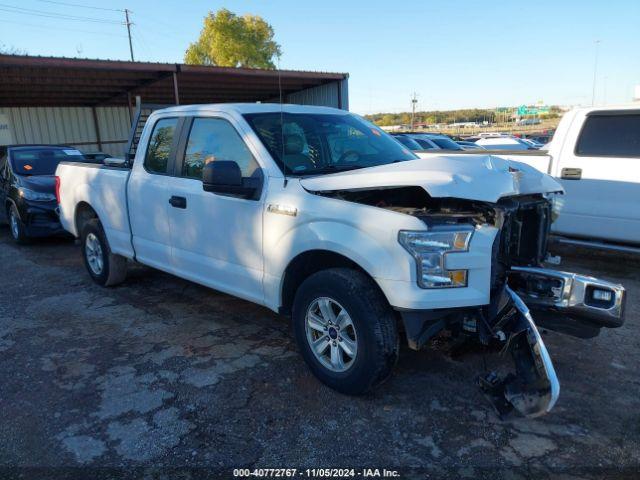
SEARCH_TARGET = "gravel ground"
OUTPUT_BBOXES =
[0,226,638,479]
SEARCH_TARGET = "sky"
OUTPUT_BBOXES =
[1,0,639,114]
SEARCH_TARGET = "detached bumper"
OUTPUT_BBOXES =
[397,267,626,418]
[508,267,625,331]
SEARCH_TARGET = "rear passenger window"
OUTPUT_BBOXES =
[576,114,640,157]
[182,118,259,179]
[145,118,178,174]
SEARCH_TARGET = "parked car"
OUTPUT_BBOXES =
[456,140,486,150]
[0,145,87,243]
[390,133,424,152]
[409,133,464,151]
[56,104,626,418]
[475,136,535,150]
[520,138,544,149]
[527,134,554,145]
[390,134,446,159]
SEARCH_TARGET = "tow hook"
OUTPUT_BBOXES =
[480,286,560,418]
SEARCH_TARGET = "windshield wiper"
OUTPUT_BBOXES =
[300,164,368,176]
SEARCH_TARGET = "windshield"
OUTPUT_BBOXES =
[430,137,463,150]
[243,112,417,175]
[10,147,86,175]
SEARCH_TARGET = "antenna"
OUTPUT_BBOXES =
[277,53,287,187]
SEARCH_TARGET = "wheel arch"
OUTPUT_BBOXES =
[279,249,387,316]
[74,201,99,236]
[5,197,17,216]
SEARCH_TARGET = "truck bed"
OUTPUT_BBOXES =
[56,161,134,258]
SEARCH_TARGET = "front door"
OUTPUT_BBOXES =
[167,116,265,305]
[128,116,180,270]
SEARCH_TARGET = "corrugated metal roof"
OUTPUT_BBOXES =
[0,54,348,107]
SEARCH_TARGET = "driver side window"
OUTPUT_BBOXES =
[182,118,259,179]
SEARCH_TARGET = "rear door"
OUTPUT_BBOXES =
[127,116,181,270]
[552,110,640,244]
[166,115,265,305]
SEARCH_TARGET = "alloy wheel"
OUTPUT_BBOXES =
[305,297,358,373]
[85,232,104,275]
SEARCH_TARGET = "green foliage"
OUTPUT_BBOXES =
[367,108,500,126]
[185,8,281,69]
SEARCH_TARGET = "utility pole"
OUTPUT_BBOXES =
[410,92,418,130]
[124,9,134,61]
[591,39,600,106]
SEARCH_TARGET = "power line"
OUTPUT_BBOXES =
[0,17,128,37]
[2,2,142,62]
[0,3,124,24]
[34,0,122,12]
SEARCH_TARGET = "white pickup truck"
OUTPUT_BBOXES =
[55,104,626,418]
[479,105,640,251]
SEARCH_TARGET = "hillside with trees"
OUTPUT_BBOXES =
[365,107,562,126]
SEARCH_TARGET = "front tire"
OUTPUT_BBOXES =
[80,218,127,287]
[292,268,399,395]
[9,204,29,244]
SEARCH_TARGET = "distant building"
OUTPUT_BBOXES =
[380,125,406,132]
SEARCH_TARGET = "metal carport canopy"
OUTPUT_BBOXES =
[0,54,348,107]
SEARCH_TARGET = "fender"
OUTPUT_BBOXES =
[69,183,133,258]
[263,219,414,312]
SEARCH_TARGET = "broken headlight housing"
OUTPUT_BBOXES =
[399,226,474,288]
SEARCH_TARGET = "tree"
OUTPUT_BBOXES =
[0,44,27,55]
[185,8,281,69]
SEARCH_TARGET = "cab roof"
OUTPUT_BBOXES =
[154,103,349,117]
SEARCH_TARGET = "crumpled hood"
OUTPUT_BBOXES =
[300,155,562,203]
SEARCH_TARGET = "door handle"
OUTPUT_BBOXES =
[561,167,582,180]
[169,196,187,209]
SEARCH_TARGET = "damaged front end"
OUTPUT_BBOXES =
[325,187,625,417]
[478,286,560,418]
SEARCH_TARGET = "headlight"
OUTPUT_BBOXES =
[18,187,56,202]
[399,226,474,288]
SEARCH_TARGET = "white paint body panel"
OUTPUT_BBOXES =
[56,103,561,314]
[545,106,640,245]
[300,154,561,203]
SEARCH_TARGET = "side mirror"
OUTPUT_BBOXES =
[202,161,259,199]
[203,160,242,187]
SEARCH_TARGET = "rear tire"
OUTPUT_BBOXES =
[292,268,399,395]
[9,204,29,245]
[80,218,127,287]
